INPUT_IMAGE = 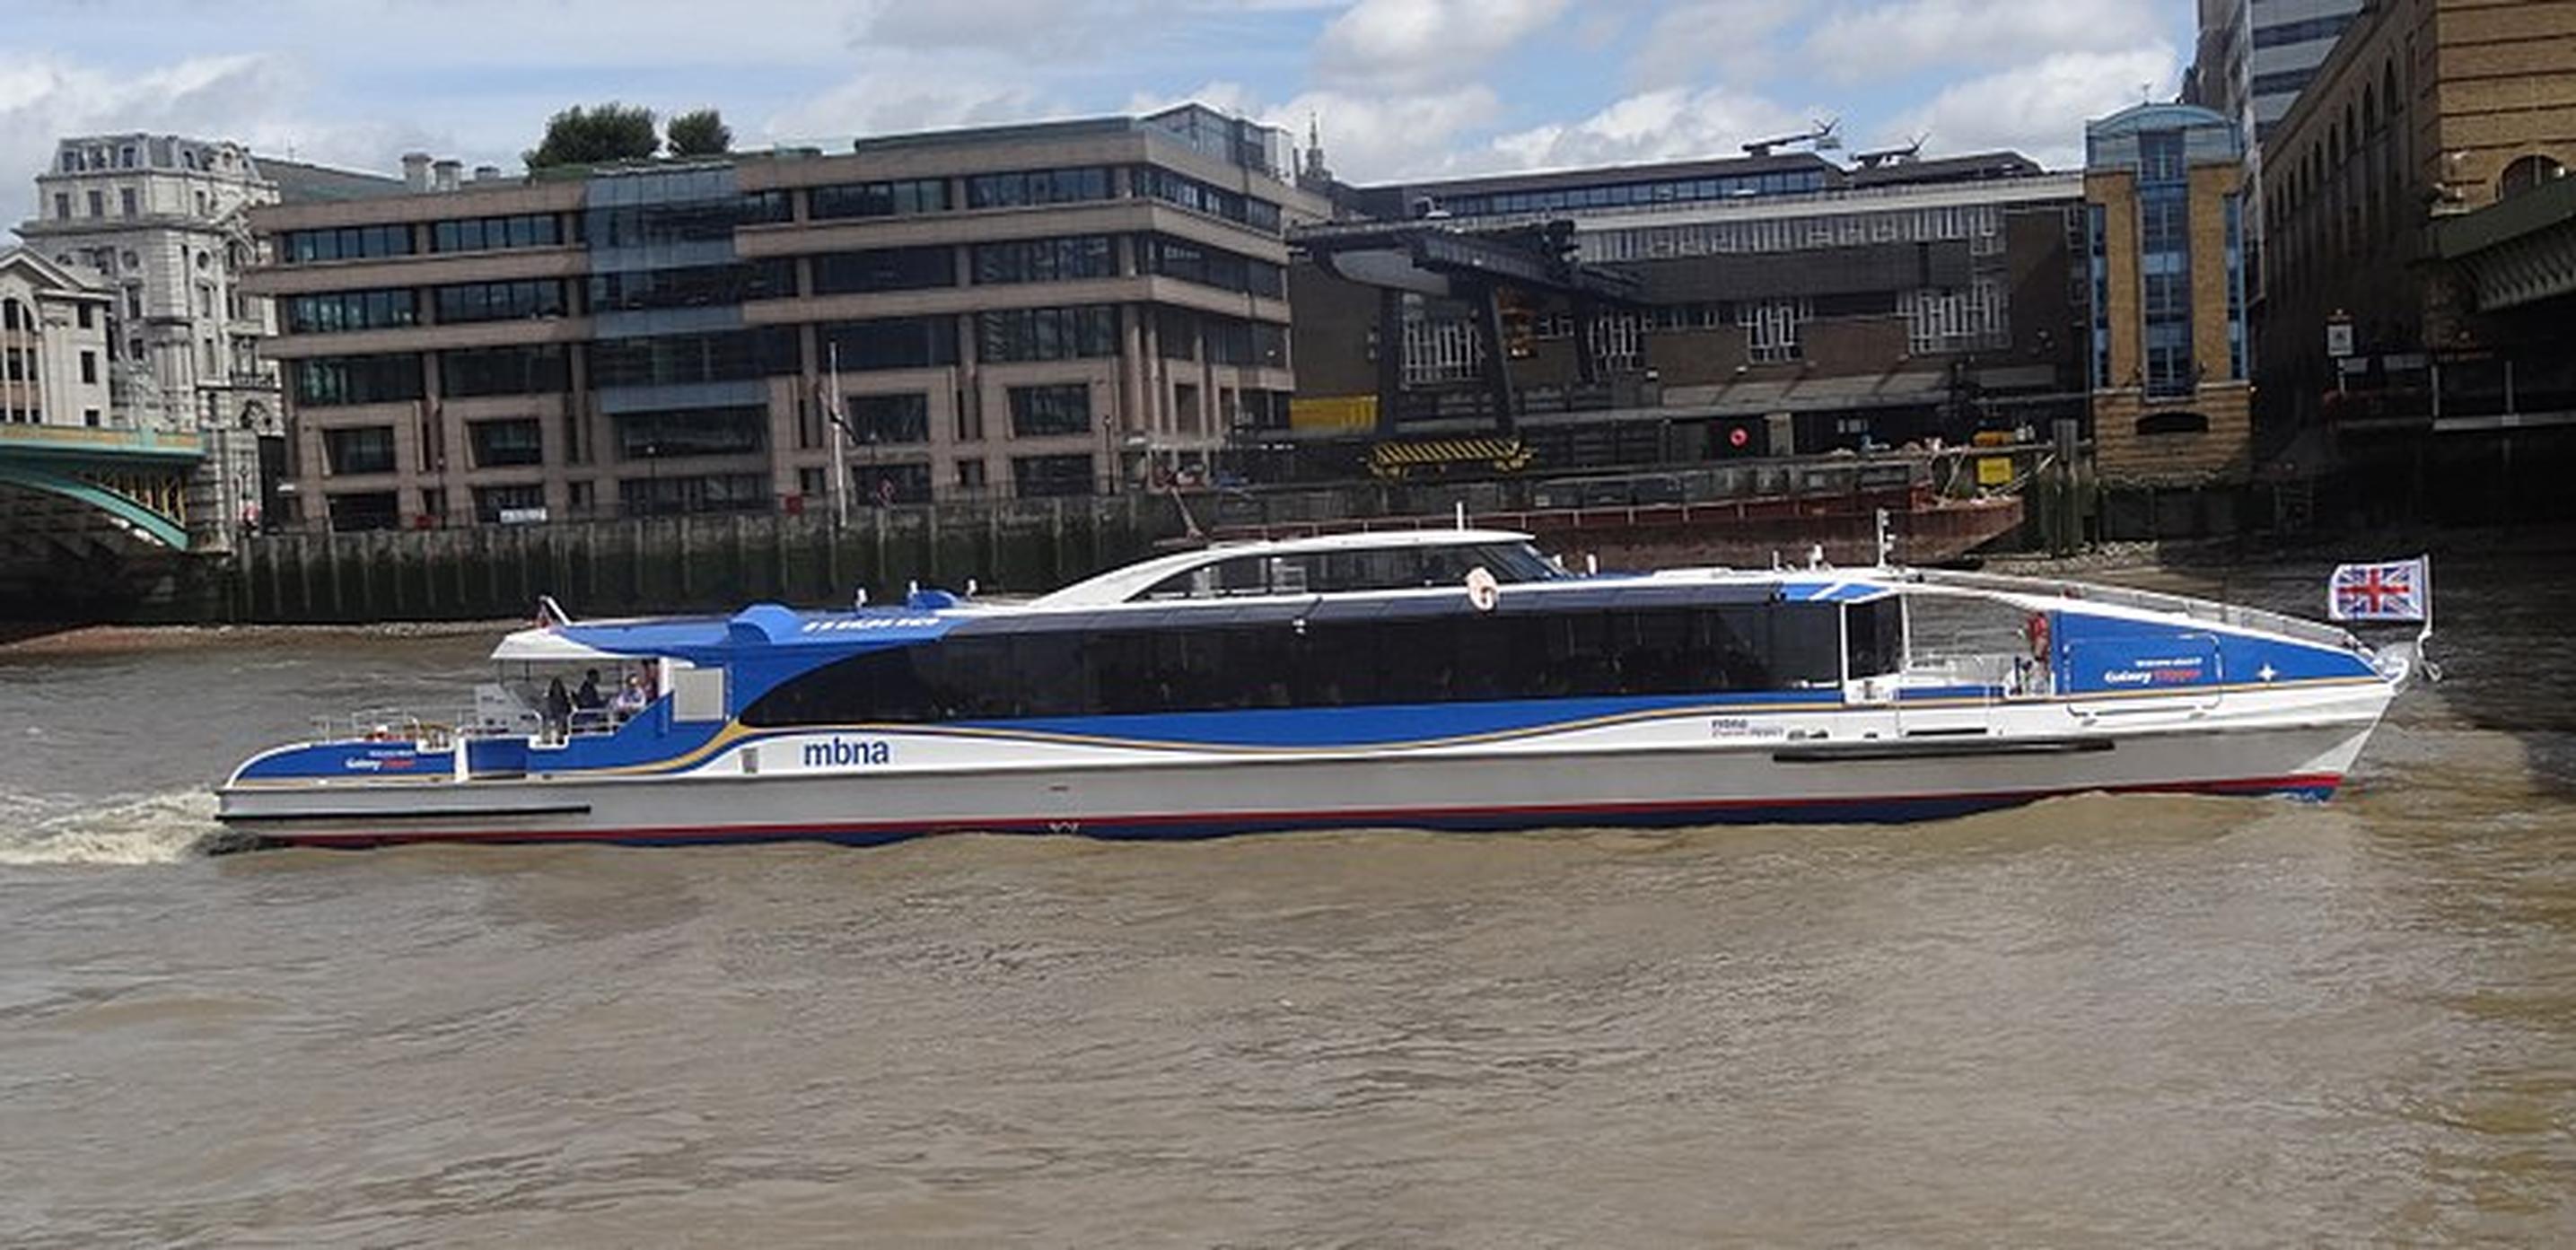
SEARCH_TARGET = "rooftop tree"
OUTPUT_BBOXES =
[524,102,659,170]
[667,109,733,158]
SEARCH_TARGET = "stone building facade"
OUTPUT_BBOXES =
[240,106,1324,530]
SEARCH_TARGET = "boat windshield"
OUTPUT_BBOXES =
[1134,540,1563,601]
[489,660,662,741]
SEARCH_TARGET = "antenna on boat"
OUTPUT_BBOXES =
[1807,544,1825,570]
[1874,507,1894,568]
[1454,501,1467,530]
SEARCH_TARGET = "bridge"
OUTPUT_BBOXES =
[0,424,203,566]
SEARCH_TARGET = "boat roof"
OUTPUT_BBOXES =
[487,551,2359,665]
[1030,528,1546,608]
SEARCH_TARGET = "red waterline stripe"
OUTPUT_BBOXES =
[261,774,2344,847]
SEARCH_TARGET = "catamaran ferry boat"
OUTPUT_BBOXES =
[215,529,2422,848]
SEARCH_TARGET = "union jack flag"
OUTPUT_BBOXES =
[2328,557,2428,622]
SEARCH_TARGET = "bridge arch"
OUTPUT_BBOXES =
[0,460,191,551]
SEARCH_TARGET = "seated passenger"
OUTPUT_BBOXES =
[574,669,605,710]
[613,674,649,718]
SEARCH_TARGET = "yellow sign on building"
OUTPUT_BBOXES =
[1290,395,1378,433]
[1976,456,2013,486]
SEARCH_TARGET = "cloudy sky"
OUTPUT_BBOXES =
[2,0,2191,224]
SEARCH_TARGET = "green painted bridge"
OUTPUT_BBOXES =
[0,424,202,562]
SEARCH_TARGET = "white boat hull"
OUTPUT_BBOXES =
[217,685,2388,847]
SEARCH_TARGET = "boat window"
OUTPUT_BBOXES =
[1132,541,1564,601]
[671,666,726,722]
[1844,599,1906,678]
[740,599,1844,727]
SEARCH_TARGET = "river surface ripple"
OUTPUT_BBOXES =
[2,554,2572,1246]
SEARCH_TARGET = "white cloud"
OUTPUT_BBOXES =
[0,53,455,232]
[1881,45,2181,169]
[1625,0,1806,89]
[1483,85,1811,172]
[1803,0,2168,82]
[1313,0,1569,92]
[766,66,1060,145]
[1135,79,1505,181]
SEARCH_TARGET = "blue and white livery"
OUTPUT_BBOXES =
[215,529,2413,848]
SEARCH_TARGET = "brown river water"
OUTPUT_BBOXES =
[3,552,2572,1246]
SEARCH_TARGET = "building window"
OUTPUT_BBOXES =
[964,167,1112,210]
[83,408,101,427]
[326,491,401,530]
[613,406,767,459]
[977,305,1118,363]
[589,260,794,311]
[1134,167,1281,231]
[843,392,930,444]
[283,223,416,264]
[1007,384,1091,438]
[52,192,68,220]
[286,289,419,334]
[2135,411,2211,436]
[473,483,549,524]
[440,345,570,398]
[469,418,546,468]
[618,472,770,517]
[2088,205,2110,390]
[434,279,566,324]
[809,178,948,220]
[969,236,1115,284]
[86,190,103,218]
[590,329,799,389]
[76,303,93,329]
[322,425,399,475]
[120,188,138,217]
[817,317,959,372]
[1012,453,1095,497]
[1739,298,1808,363]
[810,247,954,294]
[1139,236,1284,297]
[81,350,98,384]
[2499,154,2569,199]
[293,355,425,406]
[431,214,562,254]
[2136,144,2195,398]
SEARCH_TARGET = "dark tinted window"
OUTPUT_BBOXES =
[741,599,1845,727]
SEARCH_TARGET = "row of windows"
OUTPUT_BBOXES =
[972,235,1116,285]
[294,354,424,406]
[443,345,568,398]
[1141,236,1284,299]
[842,392,930,443]
[977,304,1119,363]
[2250,12,2353,49]
[1437,168,1833,217]
[432,214,564,254]
[811,247,953,295]
[450,278,571,324]
[740,601,1853,727]
[811,178,949,220]
[592,259,795,311]
[965,167,1114,210]
[285,289,416,334]
[1134,167,1283,231]
[591,328,801,389]
[1582,202,2005,264]
[283,224,416,265]
[1136,542,1560,601]
[819,317,958,372]
[615,405,767,459]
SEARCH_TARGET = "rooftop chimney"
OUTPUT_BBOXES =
[401,152,432,193]
[432,158,461,193]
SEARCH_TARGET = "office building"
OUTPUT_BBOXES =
[2186,0,2366,147]
[1286,148,2090,472]
[240,105,1322,530]
[2081,103,2253,483]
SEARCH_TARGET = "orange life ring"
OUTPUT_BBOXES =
[2027,611,2051,658]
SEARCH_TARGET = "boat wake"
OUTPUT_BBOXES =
[0,790,238,867]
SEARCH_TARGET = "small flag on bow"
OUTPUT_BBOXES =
[2327,557,2428,623]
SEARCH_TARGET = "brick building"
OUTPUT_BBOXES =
[2081,103,2254,484]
